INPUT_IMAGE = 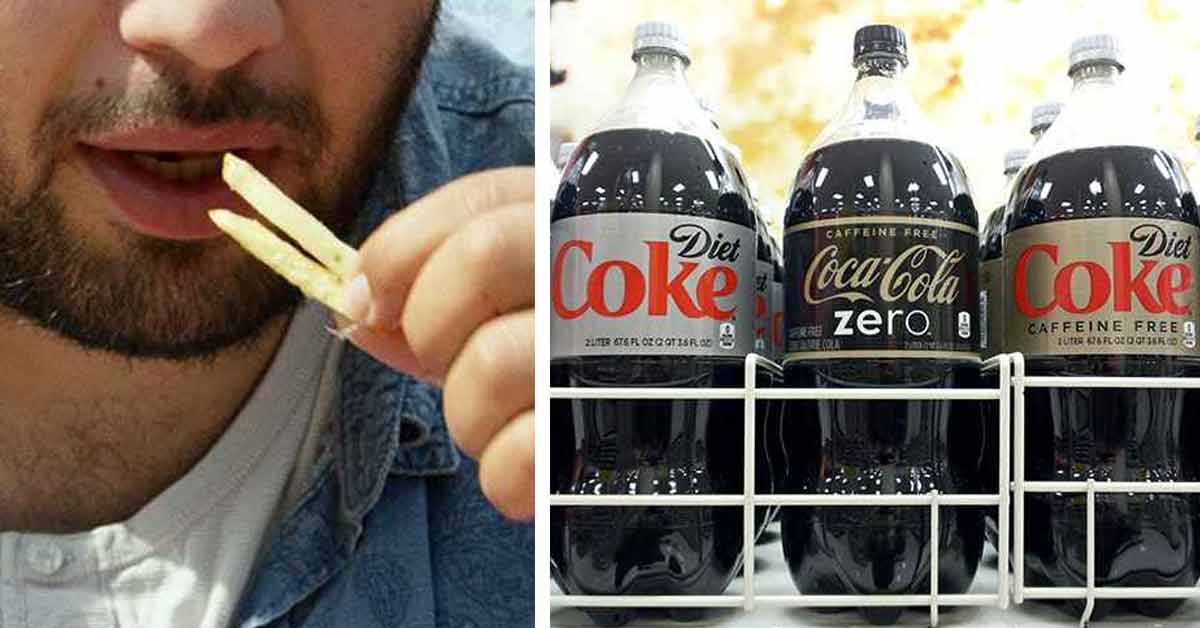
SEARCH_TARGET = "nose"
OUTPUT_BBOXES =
[120,0,283,73]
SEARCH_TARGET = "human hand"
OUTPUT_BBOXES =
[342,168,534,520]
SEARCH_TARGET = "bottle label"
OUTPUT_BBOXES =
[784,216,980,361]
[1004,217,1200,357]
[551,213,756,358]
[980,257,1003,358]
[755,259,773,356]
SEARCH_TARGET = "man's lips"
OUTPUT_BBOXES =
[81,122,282,153]
[76,123,284,241]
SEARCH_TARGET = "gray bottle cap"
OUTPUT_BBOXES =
[633,21,690,65]
[1068,33,1124,74]
[1030,101,1063,136]
[854,24,908,67]
[1004,148,1029,175]
[557,142,578,169]
[1195,114,1200,140]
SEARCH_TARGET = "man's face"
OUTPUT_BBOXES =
[0,1,437,359]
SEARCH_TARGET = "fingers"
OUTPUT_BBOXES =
[344,324,431,381]
[350,167,534,329]
[443,309,534,459]
[478,409,534,521]
[339,167,536,521]
[402,204,533,377]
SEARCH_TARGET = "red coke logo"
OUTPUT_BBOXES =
[553,224,743,321]
[1014,223,1193,317]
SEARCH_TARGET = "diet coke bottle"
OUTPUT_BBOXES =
[549,22,757,626]
[1003,34,1200,620]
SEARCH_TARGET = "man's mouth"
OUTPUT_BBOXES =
[76,123,285,241]
[125,151,225,183]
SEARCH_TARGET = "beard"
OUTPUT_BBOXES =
[0,10,437,362]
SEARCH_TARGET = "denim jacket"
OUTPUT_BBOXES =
[231,15,534,628]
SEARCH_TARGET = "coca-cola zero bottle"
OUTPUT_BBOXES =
[779,24,984,626]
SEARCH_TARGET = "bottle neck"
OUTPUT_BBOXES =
[855,56,904,80]
[808,53,936,149]
[1022,60,1177,168]
[632,51,688,81]
[594,51,704,135]
[848,56,911,125]
[1068,62,1121,89]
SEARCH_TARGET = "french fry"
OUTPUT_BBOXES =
[208,209,354,319]
[221,153,359,281]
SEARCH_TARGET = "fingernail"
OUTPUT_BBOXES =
[341,274,374,324]
[325,322,361,341]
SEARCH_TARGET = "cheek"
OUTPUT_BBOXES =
[0,3,109,179]
[299,2,432,161]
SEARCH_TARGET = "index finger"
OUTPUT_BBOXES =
[352,167,533,329]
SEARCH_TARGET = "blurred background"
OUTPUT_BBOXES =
[550,0,1200,238]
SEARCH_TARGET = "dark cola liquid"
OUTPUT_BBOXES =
[1007,145,1200,619]
[550,128,763,625]
[781,139,984,625]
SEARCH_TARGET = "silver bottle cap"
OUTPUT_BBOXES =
[1030,101,1063,136]
[1068,33,1123,74]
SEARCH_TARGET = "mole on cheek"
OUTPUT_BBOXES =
[94,77,105,90]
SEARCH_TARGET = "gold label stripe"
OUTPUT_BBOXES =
[784,350,981,362]
[785,216,978,235]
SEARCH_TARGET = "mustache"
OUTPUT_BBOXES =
[35,65,329,161]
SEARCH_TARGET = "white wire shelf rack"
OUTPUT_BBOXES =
[549,352,1200,627]
[549,353,1012,627]
[1009,352,1200,627]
